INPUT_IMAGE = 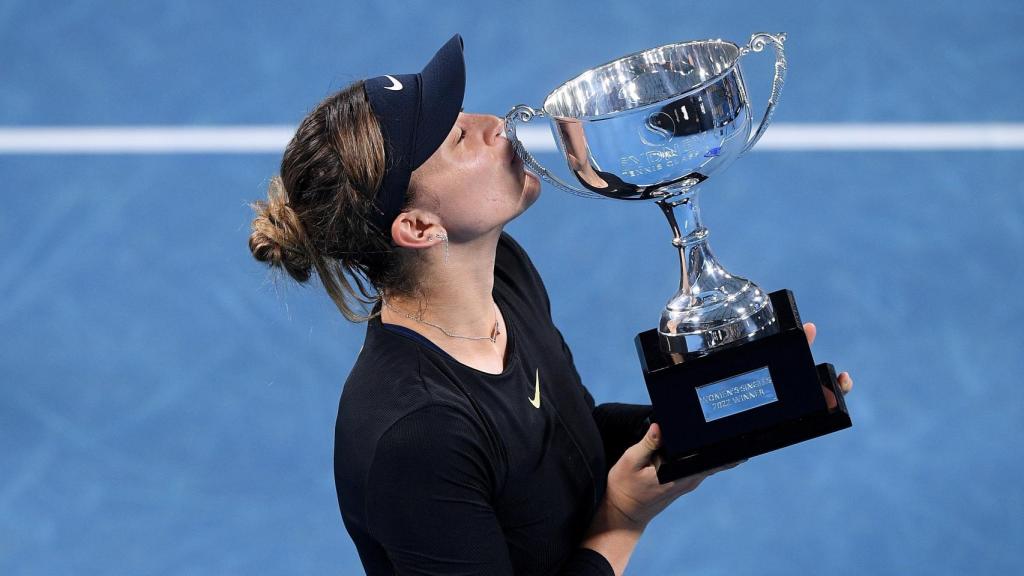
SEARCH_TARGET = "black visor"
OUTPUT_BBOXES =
[364,34,466,232]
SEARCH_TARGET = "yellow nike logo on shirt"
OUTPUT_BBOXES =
[529,369,541,409]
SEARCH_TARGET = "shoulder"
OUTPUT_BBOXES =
[335,327,504,477]
[334,345,499,500]
[339,327,424,421]
[337,329,466,445]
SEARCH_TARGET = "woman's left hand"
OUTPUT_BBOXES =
[803,322,853,396]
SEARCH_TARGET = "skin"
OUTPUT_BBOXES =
[380,112,854,575]
[382,112,539,374]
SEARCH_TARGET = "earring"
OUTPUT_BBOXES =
[428,233,449,264]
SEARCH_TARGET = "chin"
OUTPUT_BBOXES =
[521,172,541,207]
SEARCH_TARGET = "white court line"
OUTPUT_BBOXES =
[0,124,1023,154]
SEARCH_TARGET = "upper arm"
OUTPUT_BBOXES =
[365,405,513,576]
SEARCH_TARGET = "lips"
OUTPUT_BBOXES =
[499,131,523,168]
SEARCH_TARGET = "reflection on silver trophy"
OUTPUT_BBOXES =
[507,33,852,482]
[506,32,787,356]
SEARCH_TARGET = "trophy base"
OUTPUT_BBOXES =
[635,290,852,484]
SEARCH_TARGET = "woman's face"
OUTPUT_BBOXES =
[408,113,540,240]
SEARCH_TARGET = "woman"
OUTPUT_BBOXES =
[248,34,852,576]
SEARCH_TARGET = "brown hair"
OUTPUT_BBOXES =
[248,81,420,321]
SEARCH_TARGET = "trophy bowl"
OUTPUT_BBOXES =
[506,34,785,201]
[507,33,852,483]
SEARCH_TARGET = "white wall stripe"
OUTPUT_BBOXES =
[0,124,1022,154]
[760,123,1024,150]
[0,127,295,154]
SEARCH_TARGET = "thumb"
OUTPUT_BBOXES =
[619,423,662,470]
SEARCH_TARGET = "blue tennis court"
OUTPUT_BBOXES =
[2,1,1022,574]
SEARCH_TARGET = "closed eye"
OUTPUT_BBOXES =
[453,109,466,144]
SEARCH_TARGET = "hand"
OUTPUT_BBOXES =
[803,322,854,396]
[600,423,740,532]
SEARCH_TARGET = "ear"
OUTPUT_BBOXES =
[390,208,445,249]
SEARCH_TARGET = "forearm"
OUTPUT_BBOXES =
[580,499,646,576]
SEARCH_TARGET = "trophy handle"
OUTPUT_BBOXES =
[504,104,604,198]
[740,32,787,154]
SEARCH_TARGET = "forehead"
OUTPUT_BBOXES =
[409,131,453,182]
[414,111,494,177]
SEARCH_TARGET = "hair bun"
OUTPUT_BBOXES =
[249,176,314,282]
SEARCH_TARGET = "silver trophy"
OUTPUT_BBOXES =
[506,32,787,356]
[507,33,851,481]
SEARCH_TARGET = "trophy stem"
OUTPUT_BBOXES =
[656,197,706,301]
[656,195,778,357]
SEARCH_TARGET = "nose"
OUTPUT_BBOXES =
[482,114,505,146]
[461,113,507,148]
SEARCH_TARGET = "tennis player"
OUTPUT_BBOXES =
[249,34,853,576]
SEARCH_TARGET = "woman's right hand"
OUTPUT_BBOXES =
[581,424,740,574]
[603,423,741,531]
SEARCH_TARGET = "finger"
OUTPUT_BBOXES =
[663,460,745,496]
[838,371,854,395]
[708,459,746,475]
[641,423,661,452]
[620,423,662,471]
[803,322,817,346]
[678,460,745,487]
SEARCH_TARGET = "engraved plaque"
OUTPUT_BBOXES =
[696,366,778,422]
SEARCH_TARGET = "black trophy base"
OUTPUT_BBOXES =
[636,290,852,484]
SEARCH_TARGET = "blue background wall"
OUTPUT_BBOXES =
[2,1,1022,574]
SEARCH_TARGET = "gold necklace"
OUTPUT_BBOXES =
[382,298,501,343]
